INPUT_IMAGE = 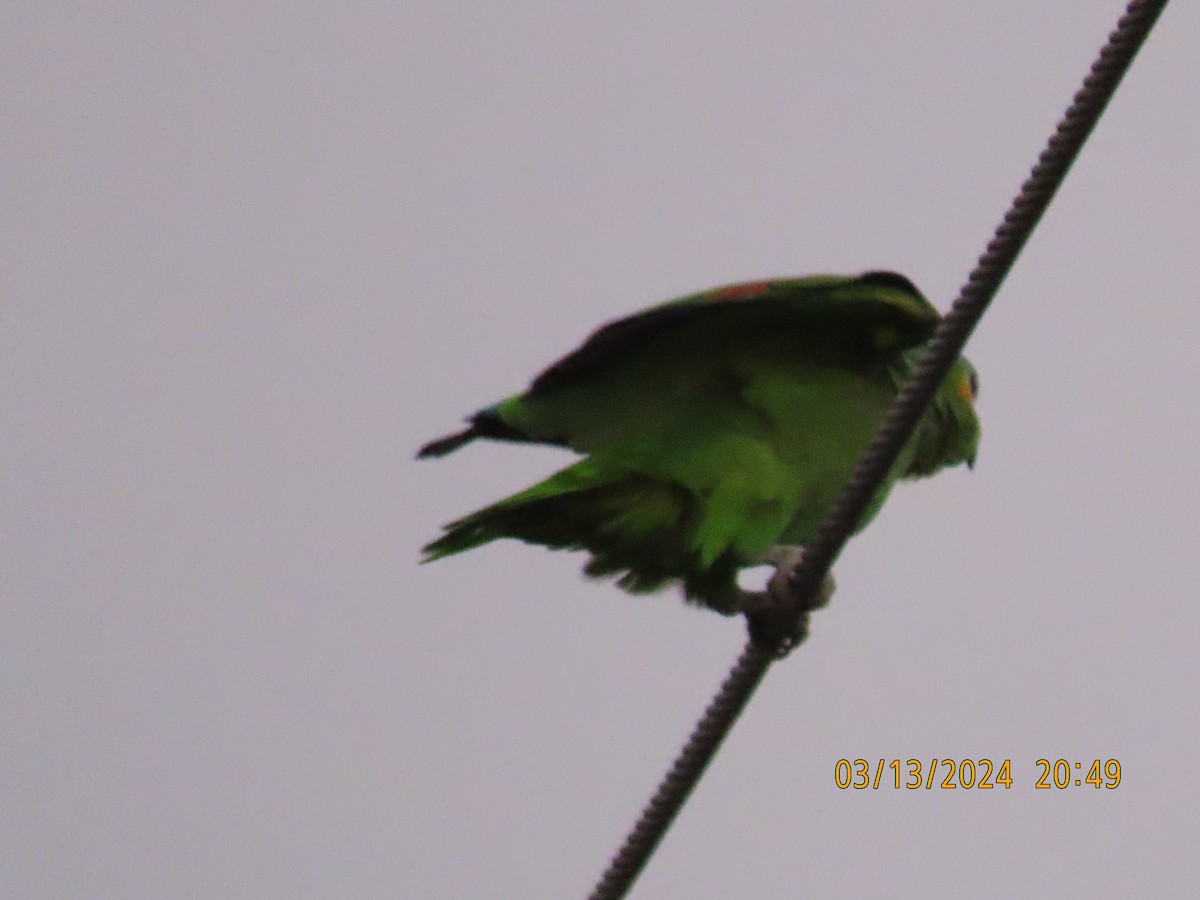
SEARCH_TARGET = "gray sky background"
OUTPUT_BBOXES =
[4,2,1199,897]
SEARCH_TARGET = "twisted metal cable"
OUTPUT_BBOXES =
[776,0,1170,647]
[588,2,1169,898]
[586,642,774,900]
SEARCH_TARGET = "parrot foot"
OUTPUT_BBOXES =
[739,546,836,655]
[736,589,773,616]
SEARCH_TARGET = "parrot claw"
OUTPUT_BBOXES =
[740,545,836,655]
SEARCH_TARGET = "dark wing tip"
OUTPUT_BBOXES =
[417,406,543,458]
[856,270,923,297]
[416,427,478,459]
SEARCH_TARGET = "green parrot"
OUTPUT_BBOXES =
[418,271,979,615]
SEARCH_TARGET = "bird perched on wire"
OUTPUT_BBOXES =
[418,271,979,617]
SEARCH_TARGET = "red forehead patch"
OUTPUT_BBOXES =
[711,281,772,302]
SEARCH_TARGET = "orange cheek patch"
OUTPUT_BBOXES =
[957,377,975,402]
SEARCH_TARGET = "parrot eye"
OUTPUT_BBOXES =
[967,370,979,399]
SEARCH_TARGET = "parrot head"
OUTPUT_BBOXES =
[952,358,981,469]
[903,356,981,477]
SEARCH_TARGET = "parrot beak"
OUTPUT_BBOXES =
[966,453,976,470]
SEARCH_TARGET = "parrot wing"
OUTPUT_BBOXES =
[529,271,937,395]
[417,271,940,458]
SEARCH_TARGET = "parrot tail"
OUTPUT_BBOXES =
[421,460,715,597]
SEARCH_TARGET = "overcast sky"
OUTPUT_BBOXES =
[4,2,1199,897]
